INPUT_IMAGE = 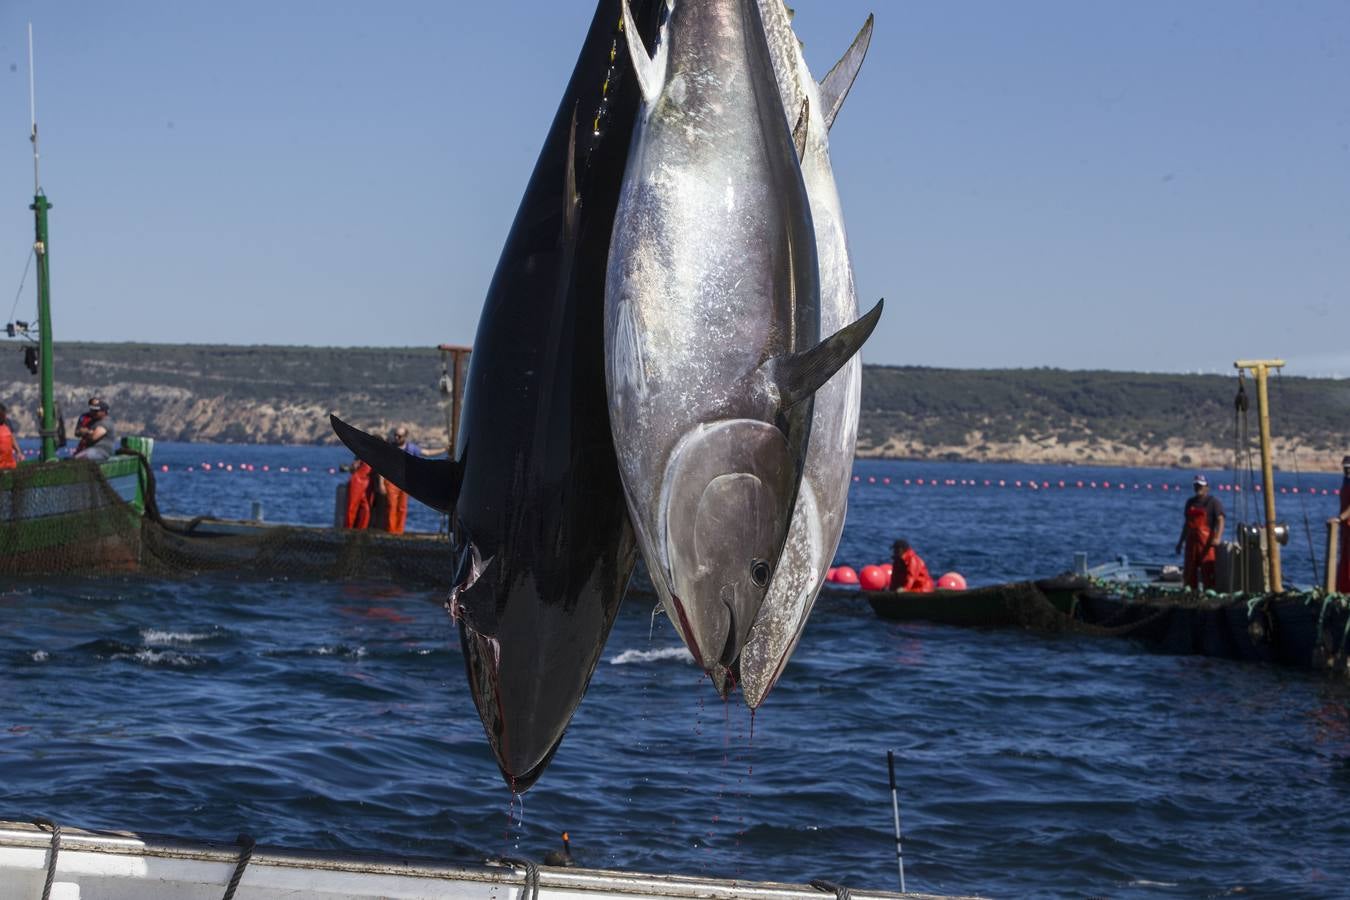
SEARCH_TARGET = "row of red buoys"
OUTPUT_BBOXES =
[826,565,968,592]
[848,475,1341,496]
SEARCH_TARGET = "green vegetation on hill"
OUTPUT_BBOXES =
[0,344,1343,468]
[858,366,1350,456]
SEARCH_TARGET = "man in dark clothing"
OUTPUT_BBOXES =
[1334,455,1350,594]
[1176,473,1225,590]
[73,399,115,462]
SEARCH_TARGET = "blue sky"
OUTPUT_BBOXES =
[0,1,1346,375]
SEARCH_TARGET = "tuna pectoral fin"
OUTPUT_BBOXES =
[768,298,883,407]
[792,98,810,160]
[330,414,460,513]
[621,0,664,105]
[820,14,874,131]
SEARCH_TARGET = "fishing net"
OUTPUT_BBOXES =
[0,456,145,574]
[0,447,454,588]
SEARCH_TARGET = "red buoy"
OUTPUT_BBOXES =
[833,566,860,586]
[937,572,967,591]
[859,565,889,591]
[881,563,893,581]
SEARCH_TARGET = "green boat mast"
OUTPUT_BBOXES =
[27,23,56,463]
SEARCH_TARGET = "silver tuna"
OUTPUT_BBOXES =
[608,0,880,674]
[736,5,875,709]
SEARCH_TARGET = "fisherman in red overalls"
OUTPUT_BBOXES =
[890,539,935,593]
[1334,455,1350,594]
[344,459,373,529]
[1175,473,1225,590]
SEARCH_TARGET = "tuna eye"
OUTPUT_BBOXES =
[751,560,771,588]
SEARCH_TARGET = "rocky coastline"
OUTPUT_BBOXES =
[1,343,1344,473]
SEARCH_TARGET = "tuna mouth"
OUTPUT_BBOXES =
[668,592,703,666]
[718,598,737,667]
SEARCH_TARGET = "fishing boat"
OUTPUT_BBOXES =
[0,820,965,900]
[861,360,1350,677]
[0,27,155,575]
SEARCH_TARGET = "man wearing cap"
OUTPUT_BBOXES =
[1176,474,1225,590]
[73,399,116,462]
[1333,456,1350,594]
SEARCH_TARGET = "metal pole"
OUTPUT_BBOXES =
[1235,360,1285,593]
[27,25,56,463]
[1254,366,1282,592]
[1328,518,1340,595]
[887,750,906,894]
[32,194,55,462]
[437,344,471,455]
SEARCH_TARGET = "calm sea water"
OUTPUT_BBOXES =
[3,443,1347,899]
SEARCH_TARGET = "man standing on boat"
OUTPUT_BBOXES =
[1176,474,1225,590]
[1334,455,1350,594]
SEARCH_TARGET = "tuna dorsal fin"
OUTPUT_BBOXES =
[819,14,874,131]
[563,104,581,242]
[330,414,460,513]
[621,0,663,105]
[767,298,883,407]
[792,98,809,159]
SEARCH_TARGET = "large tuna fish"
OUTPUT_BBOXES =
[333,0,663,793]
[735,6,875,709]
[608,0,881,675]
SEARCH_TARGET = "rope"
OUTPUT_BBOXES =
[810,878,854,900]
[489,856,540,900]
[6,247,34,328]
[116,447,165,526]
[221,833,255,900]
[33,817,59,900]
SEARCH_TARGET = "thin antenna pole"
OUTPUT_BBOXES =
[887,750,907,894]
[28,22,39,194]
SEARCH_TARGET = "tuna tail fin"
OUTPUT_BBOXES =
[768,298,883,408]
[330,414,461,513]
[819,14,874,131]
[621,0,664,105]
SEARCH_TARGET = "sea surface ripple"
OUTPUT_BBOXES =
[2,444,1347,898]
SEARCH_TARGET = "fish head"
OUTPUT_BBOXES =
[660,419,796,671]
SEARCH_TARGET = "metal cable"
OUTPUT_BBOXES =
[33,817,59,900]
[221,833,255,900]
[489,857,541,900]
[6,248,34,329]
[810,878,854,900]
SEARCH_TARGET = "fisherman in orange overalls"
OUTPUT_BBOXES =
[890,539,935,593]
[1335,455,1350,594]
[370,428,409,535]
[344,459,373,529]
[1176,473,1225,590]
[381,478,408,535]
[0,403,20,469]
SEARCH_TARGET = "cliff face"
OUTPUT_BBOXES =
[1,344,1345,471]
[0,343,454,449]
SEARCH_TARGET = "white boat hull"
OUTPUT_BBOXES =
[0,821,970,900]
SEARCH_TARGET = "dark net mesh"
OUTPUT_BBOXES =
[0,457,145,574]
[1,453,452,589]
